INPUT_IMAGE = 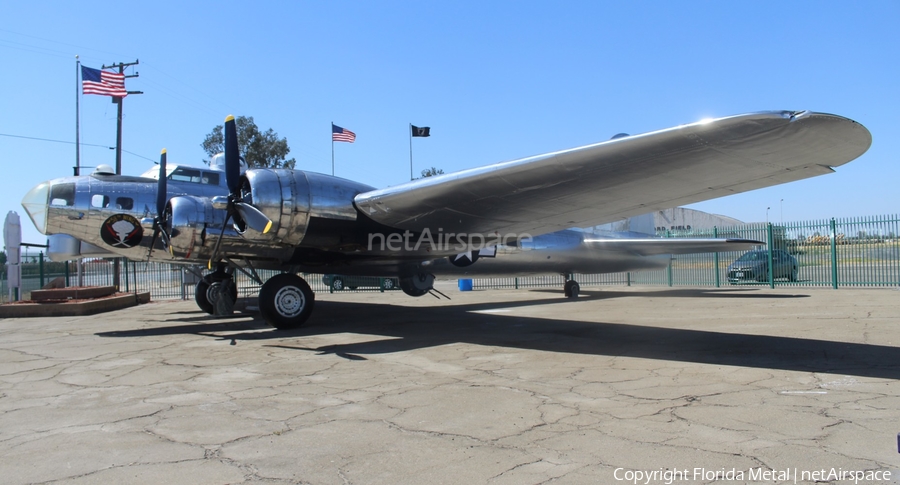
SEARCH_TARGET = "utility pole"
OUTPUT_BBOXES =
[102,60,142,175]
[101,60,142,290]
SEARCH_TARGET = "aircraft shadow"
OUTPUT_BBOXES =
[529,288,810,300]
[97,290,898,380]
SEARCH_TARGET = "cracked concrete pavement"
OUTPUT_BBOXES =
[1,286,899,484]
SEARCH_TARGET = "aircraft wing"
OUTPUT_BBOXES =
[355,111,871,238]
[583,237,762,256]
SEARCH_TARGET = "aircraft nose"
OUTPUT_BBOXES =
[21,181,50,234]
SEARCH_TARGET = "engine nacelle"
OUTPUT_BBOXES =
[165,171,373,259]
[236,169,373,244]
[166,195,223,259]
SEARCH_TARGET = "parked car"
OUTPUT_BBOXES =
[727,249,798,283]
[322,274,399,291]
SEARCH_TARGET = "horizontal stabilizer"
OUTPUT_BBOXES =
[583,237,762,256]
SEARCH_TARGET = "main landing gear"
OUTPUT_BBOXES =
[258,273,315,330]
[194,268,315,330]
[564,279,580,299]
[195,270,237,315]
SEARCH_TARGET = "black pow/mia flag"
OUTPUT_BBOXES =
[411,125,431,137]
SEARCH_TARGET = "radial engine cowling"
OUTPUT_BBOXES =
[233,169,371,245]
[165,195,221,259]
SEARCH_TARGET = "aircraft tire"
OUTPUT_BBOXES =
[399,279,429,297]
[399,273,433,297]
[564,280,580,299]
[259,273,315,330]
[195,275,237,315]
[401,287,428,297]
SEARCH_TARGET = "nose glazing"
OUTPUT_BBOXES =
[21,182,50,235]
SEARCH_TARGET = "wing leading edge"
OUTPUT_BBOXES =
[355,111,871,238]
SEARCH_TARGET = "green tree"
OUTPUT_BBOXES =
[0,251,6,266]
[419,167,444,178]
[201,116,296,169]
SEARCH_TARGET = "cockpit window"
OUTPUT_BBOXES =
[170,168,202,183]
[169,167,220,185]
[202,172,219,186]
[49,183,75,206]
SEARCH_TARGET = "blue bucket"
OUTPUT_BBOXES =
[458,279,473,291]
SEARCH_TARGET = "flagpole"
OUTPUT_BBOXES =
[75,55,84,287]
[331,122,335,176]
[75,55,80,177]
[409,123,413,181]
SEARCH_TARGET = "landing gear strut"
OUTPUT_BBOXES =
[564,279,580,299]
[195,271,237,315]
[258,273,315,330]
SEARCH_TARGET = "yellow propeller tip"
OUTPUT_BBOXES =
[263,220,273,234]
[161,148,167,154]
[225,115,235,122]
[208,260,213,270]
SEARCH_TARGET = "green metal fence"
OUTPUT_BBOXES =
[3,214,898,304]
[0,258,382,303]
[473,214,900,291]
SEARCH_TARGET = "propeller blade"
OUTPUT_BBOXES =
[156,149,167,217]
[234,202,273,234]
[147,149,170,260]
[224,115,241,194]
[209,116,270,267]
[147,218,171,260]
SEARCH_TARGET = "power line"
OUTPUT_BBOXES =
[0,132,156,163]
[141,62,236,114]
[0,27,130,59]
[1,132,111,148]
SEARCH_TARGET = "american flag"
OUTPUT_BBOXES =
[332,124,356,143]
[81,66,127,97]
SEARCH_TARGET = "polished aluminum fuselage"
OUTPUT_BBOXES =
[34,166,376,267]
[26,165,674,277]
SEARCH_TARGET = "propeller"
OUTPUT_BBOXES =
[208,115,274,268]
[147,148,171,259]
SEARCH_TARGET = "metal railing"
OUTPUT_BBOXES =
[4,214,898,304]
[471,214,900,291]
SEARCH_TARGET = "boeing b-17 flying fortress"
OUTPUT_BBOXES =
[20,111,871,329]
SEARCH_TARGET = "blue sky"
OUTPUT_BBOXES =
[2,1,897,246]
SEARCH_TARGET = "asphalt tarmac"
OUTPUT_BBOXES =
[2,285,899,485]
